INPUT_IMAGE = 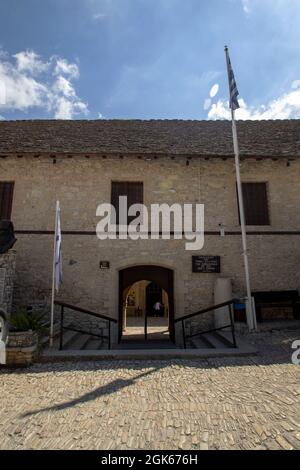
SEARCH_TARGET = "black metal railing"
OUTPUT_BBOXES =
[174,299,237,349]
[144,309,148,340]
[54,301,117,350]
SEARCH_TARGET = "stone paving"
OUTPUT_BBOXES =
[0,327,299,450]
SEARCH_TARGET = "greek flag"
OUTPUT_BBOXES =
[55,201,63,291]
[226,47,240,110]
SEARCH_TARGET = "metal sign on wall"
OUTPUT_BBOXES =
[192,256,221,273]
[99,261,110,269]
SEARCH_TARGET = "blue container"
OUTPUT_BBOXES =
[234,302,246,311]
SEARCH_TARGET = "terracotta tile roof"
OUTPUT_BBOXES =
[0,119,300,157]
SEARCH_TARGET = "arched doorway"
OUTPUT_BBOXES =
[119,265,174,343]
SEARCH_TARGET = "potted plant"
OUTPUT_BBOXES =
[6,311,46,366]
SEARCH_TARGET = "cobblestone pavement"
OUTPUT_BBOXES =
[0,328,299,450]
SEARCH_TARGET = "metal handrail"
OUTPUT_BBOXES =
[174,299,237,349]
[54,300,117,350]
[175,299,236,323]
[54,301,116,323]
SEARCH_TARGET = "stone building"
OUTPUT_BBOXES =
[0,119,299,346]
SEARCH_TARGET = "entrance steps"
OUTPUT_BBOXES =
[116,338,177,350]
[42,330,256,361]
[42,324,106,351]
[41,344,256,361]
[188,331,237,349]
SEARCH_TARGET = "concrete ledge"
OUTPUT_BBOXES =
[41,345,257,362]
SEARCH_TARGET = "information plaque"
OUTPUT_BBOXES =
[192,256,220,273]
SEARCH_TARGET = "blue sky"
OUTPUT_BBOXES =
[0,0,300,120]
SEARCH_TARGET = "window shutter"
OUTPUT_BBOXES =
[237,182,269,226]
[0,182,14,220]
[111,182,143,224]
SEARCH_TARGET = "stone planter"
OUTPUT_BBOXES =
[6,330,38,366]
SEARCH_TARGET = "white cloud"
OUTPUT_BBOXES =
[93,13,107,21]
[54,58,79,79]
[54,99,88,119]
[203,98,211,111]
[52,76,88,119]
[291,80,300,90]
[0,61,48,109]
[209,83,219,98]
[14,50,49,74]
[0,80,6,105]
[241,0,251,14]
[240,0,300,18]
[0,49,8,60]
[0,50,88,119]
[53,76,76,98]
[54,98,73,119]
[207,84,300,120]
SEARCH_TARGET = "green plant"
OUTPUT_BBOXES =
[10,311,46,333]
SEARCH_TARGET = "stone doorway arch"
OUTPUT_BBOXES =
[118,265,174,343]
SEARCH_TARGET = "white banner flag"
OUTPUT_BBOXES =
[50,200,62,347]
[55,202,63,292]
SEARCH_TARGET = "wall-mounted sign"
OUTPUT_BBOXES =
[99,261,110,269]
[192,256,220,273]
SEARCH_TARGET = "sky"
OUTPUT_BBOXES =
[0,0,300,121]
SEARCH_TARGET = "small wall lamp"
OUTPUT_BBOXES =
[219,223,225,237]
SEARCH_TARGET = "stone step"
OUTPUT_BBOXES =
[42,342,258,362]
[190,331,239,349]
[56,330,80,349]
[51,331,106,351]
[44,328,237,352]
[191,335,214,349]
[116,339,178,350]
[85,337,105,350]
[204,332,232,348]
[67,334,91,350]
[190,331,238,350]
[216,330,239,347]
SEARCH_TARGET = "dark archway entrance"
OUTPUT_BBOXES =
[119,265,174,343]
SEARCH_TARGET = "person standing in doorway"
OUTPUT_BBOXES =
[153,301,162,316]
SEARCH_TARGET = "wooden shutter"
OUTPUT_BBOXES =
[0,182,14,220]
[237,182,269,225]
[111,182,143,224]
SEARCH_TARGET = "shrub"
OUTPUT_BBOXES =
[10,311,46,333]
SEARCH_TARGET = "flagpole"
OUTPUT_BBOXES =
[224,46,256,331]
[50,200,59,347]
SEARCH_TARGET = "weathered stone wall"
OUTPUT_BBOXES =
[0,250,16,315]
[0,155,299,339]
[3,154,300,232]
